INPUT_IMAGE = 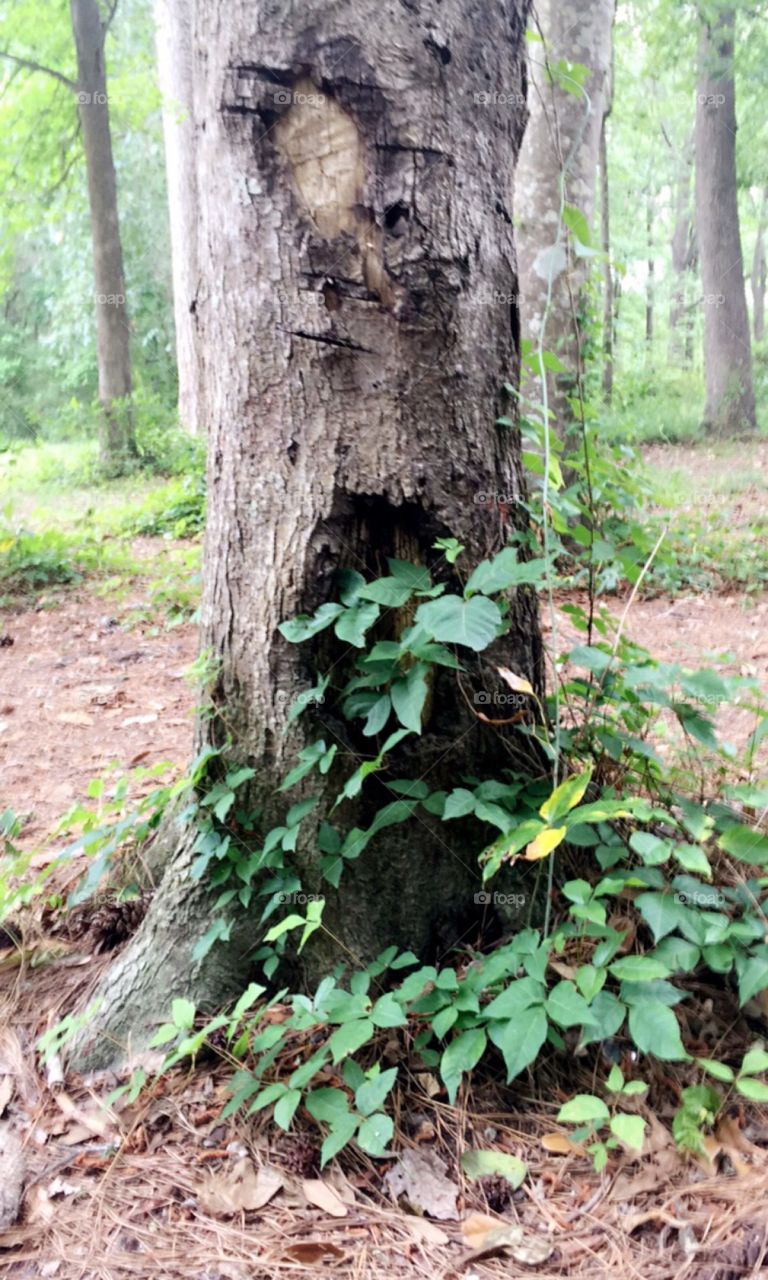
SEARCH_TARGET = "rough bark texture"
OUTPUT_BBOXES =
[516,0,615,428]
[71,0,541,1070]
[645,189,654,359]
[599,105,612,400]
[70,0,134,465]
[154,0,200,433]
[695,6,756,435]
[668,131,696,363]
[751,192,766,344]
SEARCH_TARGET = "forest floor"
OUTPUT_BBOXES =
[1,439,768,1278]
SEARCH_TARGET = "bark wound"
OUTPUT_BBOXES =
[274,78,398,309]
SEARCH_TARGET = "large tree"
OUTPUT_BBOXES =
[515,0,615,431]
[695,3,756,434]
[72,0,542,1069]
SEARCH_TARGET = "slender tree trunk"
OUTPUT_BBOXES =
[645,189,654,361]
[154,0,200,433]
[71,0,540,1070]
[599,107,613,401]
[695,5,756,434]
[70,0,135,467]
[752,190,767,344]
[668,131,695,363]
[516,0,615,431]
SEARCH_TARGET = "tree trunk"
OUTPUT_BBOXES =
[645,189,654,361]
[70,0,135,467]
[752,190,766,344]
[70,0,541,1070]
[668,131,696,364]
[599,107,613,401]
[516,0,615,431]
[154,0,200,434]
[695,5,756,435]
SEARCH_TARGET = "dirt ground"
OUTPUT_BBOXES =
[2,443,768,1278]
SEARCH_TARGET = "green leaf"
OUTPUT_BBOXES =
[606,1064,624,1092]
[563,203,591,247]
[539,769,592,824]
[356,1112,394,1156]
[264,913,305,942]
[274,1088,301,1130]
[465,549,548,596]
[576,965,606,1002]
[306,1088,350,1123]
[443,788,477,820]
[460,1149,527,1188]
[432,1006,458,1039]
[328,1019,375,1064]
[390,664,429,734]
[279,603,344,642]
[370,993,406,1028]
[355,1067,398,1117]
[579,991,626,1046]
[363,694,392,737]
[719,825,768,866]
[482,977,545,1021]
[609,956,670,982]
[735,1077,768,1102]
[488,1004,547,1082]
[673,845,712,878]
[737,955,768,1006]
[440,1028,488,1103]
[740,1047,768,1076]
[557,1095,609,1125]
[416,595,501,652]
[635,892,687,943]
[171,998,196,1031]
[609,1113,646,1152]
[356,576,414,607]
[335,602,380,647]
[629,832,671,865]
[546,980,595,1029]
[699,1059,735,1083]
[628,1002,688,1060]
[320,1113,360,1167]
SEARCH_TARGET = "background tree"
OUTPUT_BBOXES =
[516,0,615,432]
[71,0,541,1069]
[695,2,756,435]
[154,0,199,434]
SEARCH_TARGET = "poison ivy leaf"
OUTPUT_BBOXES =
[741,1047,768,1076]
[443,788,476,819]
[391,664,429,734]
[320,1113,360,1167]
[440,1029,488,1103]
[370,993,406,1028]
[609,1114,646,1151]
[629,832,671,865]
[575,965,606,1002]
[416,595,501,652]
[609,956,671,982]
[737,954,768,1006]
[719,825,768,865]
[699,1059,735,1082]
[363,694,391,737]
[628,1002,688,1060]
[557,1095,609,1124]
[525,826,567,860]
[334,602,380,647]
[355,1068,398,1117]
[635,892,686,943]
[357,577,414,607]
[488,1004,547,1082]
[279,603,344,642]
[539,769,592,824]
[328,1019,375,1064]
[673,844,712,877]
[546,980,596,1029]
[306,1088,351,1124]
[465,549,548,596]
[735,1077,768,1102]
[357,1112,394,1156]
[274,1089,301,1130]
[579,991,626,1046]
[482,977,545,1021]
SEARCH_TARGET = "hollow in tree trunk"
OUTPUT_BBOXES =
[70,0,541,1071]
[695,5,756,435]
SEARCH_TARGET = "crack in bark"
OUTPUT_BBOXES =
[281,327,375,352]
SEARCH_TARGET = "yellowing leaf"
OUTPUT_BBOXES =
[496,666,534,696]
[539,767,592,824]
[524,826,567,861]
[541,1132,584,1155]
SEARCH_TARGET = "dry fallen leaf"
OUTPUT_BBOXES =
[282,1242,346,1264]
[198,1158,284,1216]
[541,1132,584,1155]
[460,1212,553,1267]
[56,711,94,726]
[404,1215,450,1246]
[0,1124,25,1228]
[302,1178,348,1218]
[497,666,534,696]
[0,1075,14,1116]
[385,1148,459,1221]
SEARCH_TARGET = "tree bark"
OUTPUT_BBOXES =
[645,188,654,361]
[154,0,200,433]
[70,0,135,466]
[599,107,612,401]
[71,0,541,1070]
[752,190,766,344]
[516,0,615,431]
[695,5,756,435]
